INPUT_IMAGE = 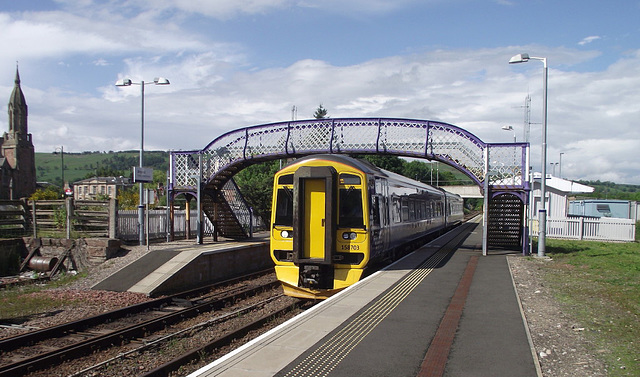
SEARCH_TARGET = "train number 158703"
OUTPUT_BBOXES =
[340,244,360,251]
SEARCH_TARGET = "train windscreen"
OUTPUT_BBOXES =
[274,188,293,225]
[339,187,364,228]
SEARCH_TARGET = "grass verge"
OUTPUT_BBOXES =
[543,239,639,376]
[0,272,85,323]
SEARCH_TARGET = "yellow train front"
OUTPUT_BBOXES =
[269,154,461,300]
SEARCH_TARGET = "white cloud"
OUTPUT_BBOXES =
[93,59,110,67]
[58,0,435,20]
[297,0,428,14]
[0,10,209,61]
[26,45,640,185]
[578,35,601,46]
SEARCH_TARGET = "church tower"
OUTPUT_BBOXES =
[0,66,36,199]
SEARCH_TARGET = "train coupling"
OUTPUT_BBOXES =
[301,265,321,287]
[299,264,335,289]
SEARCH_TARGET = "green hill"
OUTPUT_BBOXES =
[35,150,169,187]
[577,180,640,201]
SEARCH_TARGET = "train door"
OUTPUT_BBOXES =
[373,177,390,256]
[293,166,337,289]
[303,178,326,259]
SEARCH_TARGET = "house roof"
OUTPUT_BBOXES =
[73,176,132,185]
[532,173,594,194]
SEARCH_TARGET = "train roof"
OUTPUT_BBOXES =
[282,154,455,196]
[286,154,384,176]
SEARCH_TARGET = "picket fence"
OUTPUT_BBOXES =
[530,217,636,242]
[117,210,215,241]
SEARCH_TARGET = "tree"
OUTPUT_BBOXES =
[233,160,281,224]
[30,186,63,200]
[403,160,432,182]
[83,166,125,179]
[117,186,139,210]
[313,104,328,119]
[354,154,405,175]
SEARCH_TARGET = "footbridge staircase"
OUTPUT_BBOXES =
[169,118,530,253]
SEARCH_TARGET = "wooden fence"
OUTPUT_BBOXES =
[0,199,251,241]
[0,200,30,238]
[29,199,117,238]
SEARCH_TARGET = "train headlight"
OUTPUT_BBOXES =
[280,230,291,238]
[342,232,357,240]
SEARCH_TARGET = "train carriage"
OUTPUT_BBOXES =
[270,154,463,299]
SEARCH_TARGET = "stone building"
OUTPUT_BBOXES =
[0,67,36,199]
[73,176,133,200]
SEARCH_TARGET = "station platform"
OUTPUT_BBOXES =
[188,219,541,377]
[92,233,271,296]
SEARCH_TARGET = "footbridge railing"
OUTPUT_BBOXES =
[170,118,529,194]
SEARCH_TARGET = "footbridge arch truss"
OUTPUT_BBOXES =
[169,118,530,250]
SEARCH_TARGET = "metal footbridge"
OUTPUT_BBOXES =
[168,118,530,252]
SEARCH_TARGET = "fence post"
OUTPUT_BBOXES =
[109,198,118,239]
[66,198,73,239]
[249,206,253,238]
[31,200,37,238]
[579,217,584,240]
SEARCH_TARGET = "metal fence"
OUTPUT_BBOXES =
[117,210,264,242]
[530,217,636,242]
[118,210,203,241]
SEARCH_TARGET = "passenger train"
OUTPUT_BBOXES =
[269,154,464,299]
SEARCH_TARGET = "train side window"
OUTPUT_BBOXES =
[371,196,381,227]
[408,200,415,221]
[392,197,401,223]
[339,188,364,228]
[274,188,293,226]
[278,174,293,185]
[401,198,409,222]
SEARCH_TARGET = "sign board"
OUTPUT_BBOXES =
[145,189,156,205]
[65,188,73,196]
[133,167,153,183]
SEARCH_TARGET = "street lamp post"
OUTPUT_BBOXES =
[115,77,170,246]
[509,53,548,257]
[54,146,64,192]
[501,125,516,142]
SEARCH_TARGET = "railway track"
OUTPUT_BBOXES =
[0,270,296,377]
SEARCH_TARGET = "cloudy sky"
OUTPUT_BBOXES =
[1,0,639,184]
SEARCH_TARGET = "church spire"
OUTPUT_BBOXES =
[8,64,28,135]
[15,62,20,85]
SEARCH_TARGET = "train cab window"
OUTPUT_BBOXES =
[278,174,293,185]
[274,187,293,226]
[340,173,361,185]
[339,187,364,228]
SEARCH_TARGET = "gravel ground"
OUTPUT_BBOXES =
[509,255,607,377]
[3,242,608,377]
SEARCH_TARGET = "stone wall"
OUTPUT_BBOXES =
[21,238,122,273]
